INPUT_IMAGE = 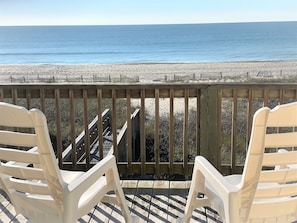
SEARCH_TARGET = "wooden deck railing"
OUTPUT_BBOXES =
[1,83,297,177]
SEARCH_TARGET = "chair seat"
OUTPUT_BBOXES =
[203,174,242,221]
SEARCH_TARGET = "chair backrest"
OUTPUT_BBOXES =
[0,102,64,215]
[241,102,297,222]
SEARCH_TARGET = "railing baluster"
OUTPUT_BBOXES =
[12,88,17,105]
[247,88,253,147]
[69,89,77,168]
[154,89,160,175]
[217,89,222,172]
[55,89,63,168]
[40,88,45,113]
[183,89,189,175]
[231,89,238,172]
[83,89,90,169]
[97,89,103,160]
[26,89,31,109]
[279,88,284,104]
[112,89,118,160]
[264,88,268,106]
[126,89,132,173]
[0,89,3,101]
[140,89,146,175]
[169,89,174,175]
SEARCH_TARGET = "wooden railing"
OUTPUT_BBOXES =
[1,83,297,177]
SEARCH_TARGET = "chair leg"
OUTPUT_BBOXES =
[182,184,199,223]
[115,187,133,223]
[182,168,210,223]
[106,159,135,222]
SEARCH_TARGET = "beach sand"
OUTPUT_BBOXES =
[0,60,297,83]
[1,60,296,115]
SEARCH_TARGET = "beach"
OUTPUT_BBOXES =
[0,60,297,84]
[0,60,297,115]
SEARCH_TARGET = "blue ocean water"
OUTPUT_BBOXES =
[0,22,296,64]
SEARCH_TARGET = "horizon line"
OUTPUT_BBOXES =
[0,20,296,27]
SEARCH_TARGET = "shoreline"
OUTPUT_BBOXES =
[1,59,297,66]
[0,60,296,83]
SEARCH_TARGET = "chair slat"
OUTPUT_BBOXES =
[9,178,51,195]
[255,183,297,198]
[262,150,297,166]
[265,132,297,148]
[0,148,40,164]
[259,168,297,183]
[0,131,36,147]
[250,198,297,219]
[267,104,297,127]
[1,164,45,180]
[0,105,34,128]
[13,192,58,214]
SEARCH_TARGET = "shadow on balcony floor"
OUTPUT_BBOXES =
[0,180,221,223]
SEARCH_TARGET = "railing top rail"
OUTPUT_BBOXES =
[1,82,297,88]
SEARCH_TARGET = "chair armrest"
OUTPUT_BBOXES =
[194,156,240,199]
[66,155,118,200]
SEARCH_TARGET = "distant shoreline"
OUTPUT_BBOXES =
[0,60,297,84]
[1,58,297,65]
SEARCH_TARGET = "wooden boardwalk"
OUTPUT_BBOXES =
[0,180,221,223]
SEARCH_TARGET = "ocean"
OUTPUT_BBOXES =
[0,22,296,64]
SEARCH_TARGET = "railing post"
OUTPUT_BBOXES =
[200,86,219,168]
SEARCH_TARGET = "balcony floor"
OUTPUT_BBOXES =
[0,180,221,223]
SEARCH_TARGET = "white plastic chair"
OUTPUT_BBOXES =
[0,102,134,223]
[180,102,297,223]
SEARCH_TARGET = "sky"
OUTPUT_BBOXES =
[0,0,296,26]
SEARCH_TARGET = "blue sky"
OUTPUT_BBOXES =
[0,0,296,26]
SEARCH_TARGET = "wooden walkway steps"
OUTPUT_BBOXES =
[0,180,221,223]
